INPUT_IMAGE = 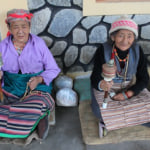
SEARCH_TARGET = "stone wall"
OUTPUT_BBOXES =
[27,0,150,75]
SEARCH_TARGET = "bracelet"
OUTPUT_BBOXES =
[125,91,130,99]
[98,81,103,91]
[122,91,128,100]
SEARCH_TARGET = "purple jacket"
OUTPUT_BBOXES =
[0,34,61,85]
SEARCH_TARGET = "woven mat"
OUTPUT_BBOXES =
[79,100,150,145]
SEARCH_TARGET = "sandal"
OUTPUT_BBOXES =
[98,122,107,138]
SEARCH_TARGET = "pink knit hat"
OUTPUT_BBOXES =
[109,15,138,38]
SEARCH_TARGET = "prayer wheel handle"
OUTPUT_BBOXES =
[102,59,116,109]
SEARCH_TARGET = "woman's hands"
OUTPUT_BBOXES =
[112,90,134,101]
[100,79,134,101]
[28,76,44,90]
[100,80,113,91]
[112,92,125,101]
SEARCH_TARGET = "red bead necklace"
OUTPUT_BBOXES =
[113,49,129,62]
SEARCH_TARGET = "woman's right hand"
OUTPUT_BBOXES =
[28,76,43,91]
[100,80,113,91]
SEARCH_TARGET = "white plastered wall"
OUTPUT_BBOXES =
[83,0,150,16]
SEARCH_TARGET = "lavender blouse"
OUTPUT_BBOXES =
[0,34,61,86]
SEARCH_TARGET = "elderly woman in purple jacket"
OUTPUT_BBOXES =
[0,9,60,140]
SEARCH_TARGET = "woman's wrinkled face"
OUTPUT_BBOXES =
[8,20,30,43]
[111,29,135,51]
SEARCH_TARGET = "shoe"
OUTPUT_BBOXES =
[37,114,49,140]
[98,122,107,138]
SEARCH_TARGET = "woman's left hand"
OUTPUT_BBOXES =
[112,90,134,101]
[112,93,125,101]
[28,76,43,90]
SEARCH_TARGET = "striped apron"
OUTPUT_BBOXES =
[0,89,54,138]
[93,81,150,131]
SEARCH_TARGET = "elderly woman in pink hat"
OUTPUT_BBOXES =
[0,9,60,140]
[90,16,150,137]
